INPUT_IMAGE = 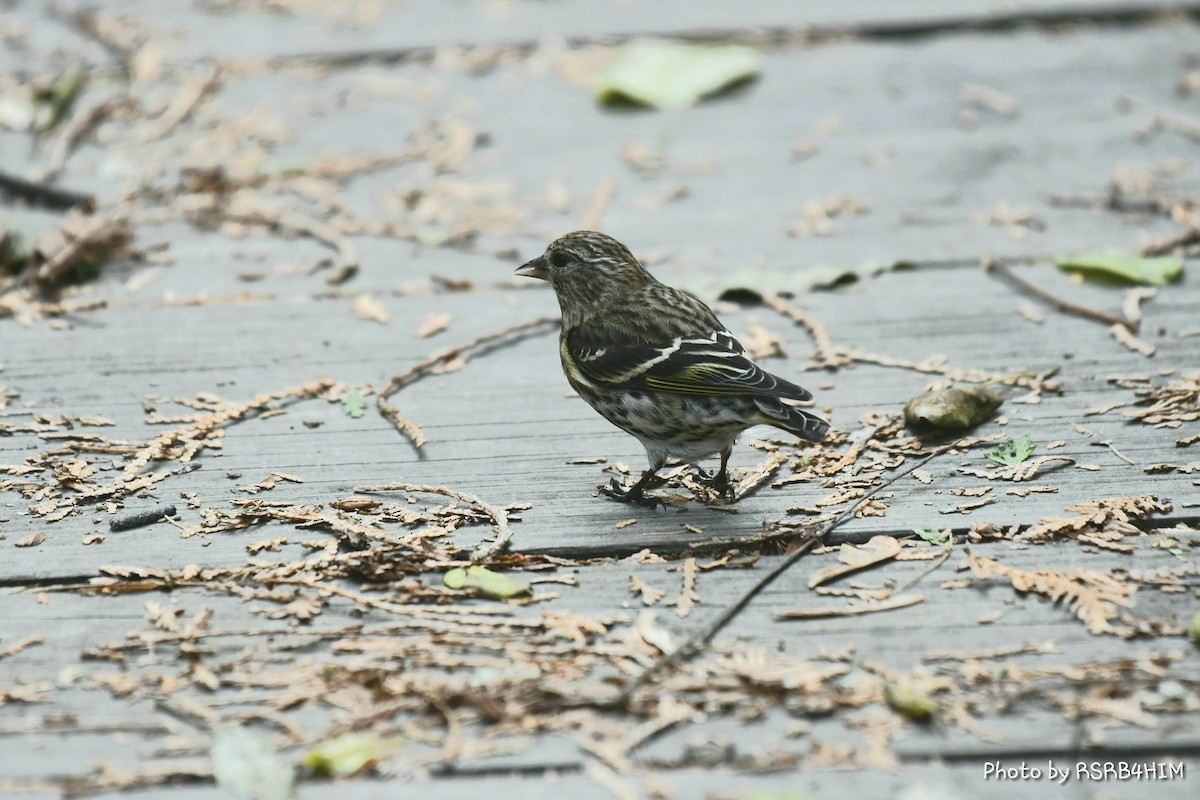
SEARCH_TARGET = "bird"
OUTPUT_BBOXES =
[516,231,829,507]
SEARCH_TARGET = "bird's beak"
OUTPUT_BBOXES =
[515,255,549,281]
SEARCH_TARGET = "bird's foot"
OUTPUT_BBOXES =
[601,478,666,509]
[696,469,736,502]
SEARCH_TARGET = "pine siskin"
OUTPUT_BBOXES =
[517,231,829,506]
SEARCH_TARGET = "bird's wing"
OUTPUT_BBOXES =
[566,326,812,401]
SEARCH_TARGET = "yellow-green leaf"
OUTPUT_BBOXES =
[1057,253,1183,286]
[598,39,761,110]
[884,680,937,722]
[303,732,399,777]
[443,565,530,599]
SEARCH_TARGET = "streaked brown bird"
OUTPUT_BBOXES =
[517,231,828,506]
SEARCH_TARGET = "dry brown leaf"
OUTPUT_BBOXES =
[776,594,923,620]
[808,536,901,589]
[966,551,1135,636]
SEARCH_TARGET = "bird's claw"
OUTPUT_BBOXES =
[601,478,666,509]
[696,469,736,502]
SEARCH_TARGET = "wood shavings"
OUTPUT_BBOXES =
[629,549,666,564]
[1121,287,1157,329]
[730,450,789,501]
[236,472,303,494]
[1110,323,1155,357]
[1016,300,1045,323]
[742,322,785,359]
[762,297,844,367]
[355,481,513,558]
[1085,400,1125,416]
[960,82,1020,117]
[789,192,870,237]
[1006,485,1058,497]
[938,493,997,514]
[0,635,43,660]
[136,64,222,141]
[414,312,451,338]
[246,537,288,555]
[922,640,1058,661]
[352,293,390,324]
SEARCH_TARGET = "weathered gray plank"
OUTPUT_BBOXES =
[10,0,1199,65]
[4,4,1200,797]
[7,18,1200,268]
[1,539,1196,794]
[3,259,1197,577]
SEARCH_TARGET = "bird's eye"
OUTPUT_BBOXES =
[550,252,570,269]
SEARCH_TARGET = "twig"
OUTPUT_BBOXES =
[420,689,463,767]
[377,316,559,449]
[984,258,1127,330]
[38,96,136,182]
[0,169,95,212]
[34,212,130,288]
[137,64,222,141]
[614,445,950,709]
[762,296,843,367]
[1141,227,1200,257]
[355,481,515,559]
[892,544,953,595]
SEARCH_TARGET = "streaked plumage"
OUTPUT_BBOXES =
[517,231,829,505]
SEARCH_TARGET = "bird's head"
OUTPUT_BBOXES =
[516,231,654,323]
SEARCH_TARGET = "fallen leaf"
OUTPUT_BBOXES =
[340,390,367,419]
[807,535,901,589]
[443,565,530,599]
[1057,253,1183,286]
[597,39,761,110]
[303,732,399,778]
[904,384,1002,432]
[884,680,937,721]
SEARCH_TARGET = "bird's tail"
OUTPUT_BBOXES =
[754,398,830,443]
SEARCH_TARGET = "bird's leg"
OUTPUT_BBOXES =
[602,466,666,508]
[697,446,735,501]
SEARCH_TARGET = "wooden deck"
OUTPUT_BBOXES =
[2,1,1198,797]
